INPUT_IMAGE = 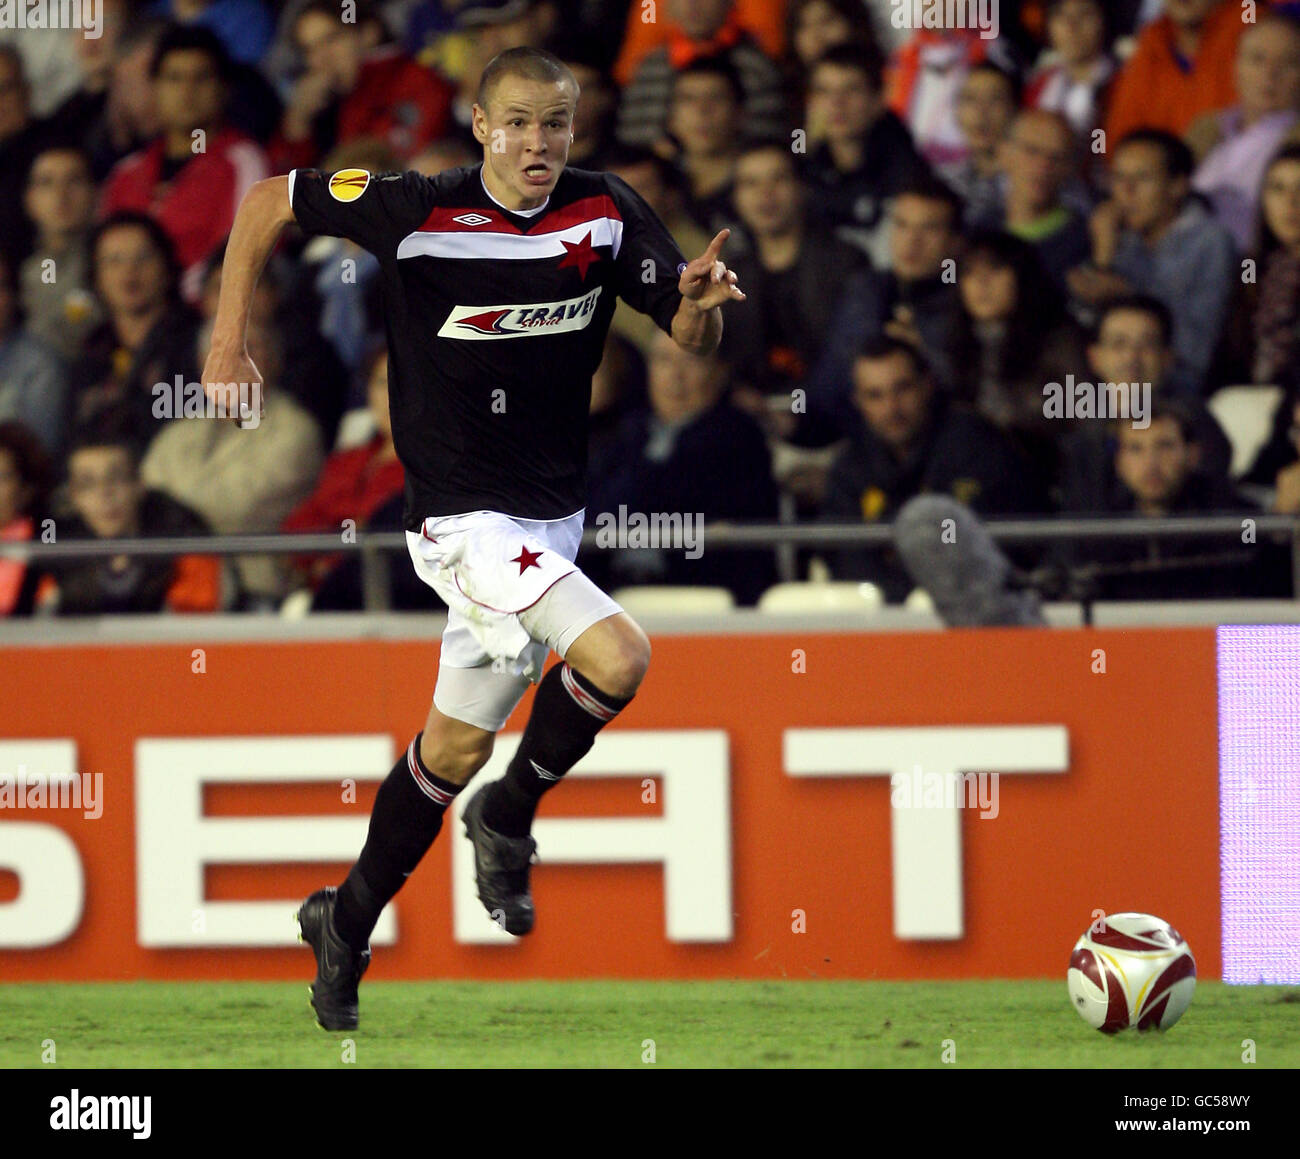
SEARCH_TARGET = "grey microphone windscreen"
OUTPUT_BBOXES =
[893,495,1045,627]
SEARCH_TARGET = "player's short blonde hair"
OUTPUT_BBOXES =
[476,47,579,113]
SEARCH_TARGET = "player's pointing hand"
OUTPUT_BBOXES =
[679,229,746,310]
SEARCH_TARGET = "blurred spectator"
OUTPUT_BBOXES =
[801,43,929,257]
[0,46,53,266]
[664,57,747,235]
[21,146,104,361]
[560,54,618,166]
[73,212,200,436]
[1189,12,1300,251]
[0,22,81,120]
[586,329,779,605]
[1059,401,1267,599]
[886,26,1019,169]
[1024,0,1117,142]
[1243,390,1300,520]
[271,0,454,171]
[954,230,1087,493]
[44,418,226,614]
[151,0,275,65]
[1105,0,1252,144]
[45,9,163,182]
[1058,295,1233,511]
[822,336,1037,600]
[439,0,557,146]
[603,146,711,359]
[282,348,403,589]
[0,251,69,457]
[940,62,1020,228]
[1070,130,1236,396]
[588,330,647,470]
[200,239,349,446]
[1216,144,1300,387]
[0,421,54,617]
[616,0,787,152]
[722,139,865,435]
[803,178,967,433]
[309,489,447,610]
[99,27,269,301]
[784,0,879,86]
[141,318,325,604]
[409,136,477,177]
[981,109,1092,292]
[615,0,785,87]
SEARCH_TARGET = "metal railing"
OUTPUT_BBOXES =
[1,514,1295,611]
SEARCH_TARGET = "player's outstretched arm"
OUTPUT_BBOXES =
[672,228,746,356]
[202,176,296,416]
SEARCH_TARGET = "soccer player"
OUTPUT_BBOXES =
[200,46,745,1030]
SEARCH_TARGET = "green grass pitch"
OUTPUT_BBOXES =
[1,981,1297,1068]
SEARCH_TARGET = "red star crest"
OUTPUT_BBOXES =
[511,545,544,574]
[557,231,600,279]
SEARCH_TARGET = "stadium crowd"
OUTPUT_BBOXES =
[1,0,1299,615]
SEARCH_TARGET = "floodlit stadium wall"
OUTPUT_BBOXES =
[1,620,1296,983]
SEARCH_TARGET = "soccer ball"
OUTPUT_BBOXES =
[1067,912,1196,1033]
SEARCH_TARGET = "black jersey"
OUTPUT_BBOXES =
[289,163,687,527]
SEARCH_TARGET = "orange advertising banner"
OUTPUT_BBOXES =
[0,627,1221,980]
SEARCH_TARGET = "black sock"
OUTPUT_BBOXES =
[481,661,632,838]
[333,733,463,950]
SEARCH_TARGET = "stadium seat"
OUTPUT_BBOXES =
[334,408,377,451]
[1207,385,1284,479]
[904,587,936,613]
[611,586,736,615]
[756,581,885,614]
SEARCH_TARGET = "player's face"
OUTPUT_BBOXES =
[1116,419,1196,507]
[475,77,576,210]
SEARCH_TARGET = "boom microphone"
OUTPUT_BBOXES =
[893,494,1046,627]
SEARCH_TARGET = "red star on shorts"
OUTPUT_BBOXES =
[557,231,600,279]
[511,545,544,574]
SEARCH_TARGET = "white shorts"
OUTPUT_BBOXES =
[405,509,622,732]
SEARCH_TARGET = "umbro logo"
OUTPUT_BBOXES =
[452,213,493,226]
